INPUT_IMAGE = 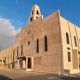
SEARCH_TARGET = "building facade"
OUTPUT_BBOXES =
[0,5,80,74]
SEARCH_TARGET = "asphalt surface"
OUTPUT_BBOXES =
[0,69,80,80]
[15,75,80,80]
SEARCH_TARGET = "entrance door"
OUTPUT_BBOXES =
[27,58,32,69]
[19,59,23,69]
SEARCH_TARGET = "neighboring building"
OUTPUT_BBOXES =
[0,4,80,74]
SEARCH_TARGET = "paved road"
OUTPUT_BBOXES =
[15,74,80,80]
[0,69,80,80]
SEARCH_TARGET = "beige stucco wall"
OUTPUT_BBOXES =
[14,11,63,74]
[16,11,62,74]
[76,26,80,50]
[59,16,80,73]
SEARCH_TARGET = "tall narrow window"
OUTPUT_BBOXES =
[74,36,77,47]
[28,41,30,46]
[66,32,70,44]
[68,52,71,62]
[44,36,48,51]
[21,45,23,56]
[37,39,39,53]
[17,47,18,57]
[4,57,6,65]
[79,39,80,48]
[30,17,33,22]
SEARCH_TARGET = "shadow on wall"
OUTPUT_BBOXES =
[0,75,12,80]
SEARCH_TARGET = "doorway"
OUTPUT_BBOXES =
[19,59,23,69]
[17,57,26,70]
[27,58,32,69]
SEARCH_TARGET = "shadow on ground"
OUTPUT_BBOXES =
[60,76,80,80]
[0,75,12,80]
[14,74,80,80]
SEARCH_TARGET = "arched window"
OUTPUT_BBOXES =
[36,10,39,15]
[30,17,33,22]
[32,10,34,15]
[37,39,39,53]
[66,32,70,44]
[74,36,77,47]
[44,36,48,51]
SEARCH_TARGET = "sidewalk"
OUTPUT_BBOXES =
[0,68,48,79]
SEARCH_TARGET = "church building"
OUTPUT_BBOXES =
[0,4,80,74]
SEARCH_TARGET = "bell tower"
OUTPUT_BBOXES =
[29,4,42,23]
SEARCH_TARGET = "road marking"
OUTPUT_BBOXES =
[48,76,56,79]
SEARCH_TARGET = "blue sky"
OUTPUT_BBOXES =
[0,0,80,30]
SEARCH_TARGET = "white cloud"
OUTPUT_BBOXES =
[0,17,21,50]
